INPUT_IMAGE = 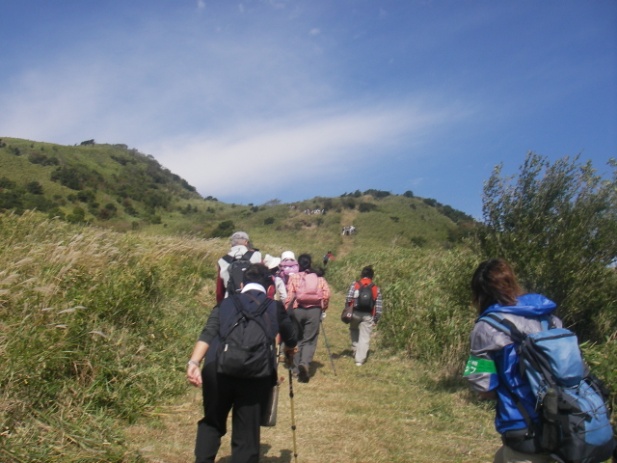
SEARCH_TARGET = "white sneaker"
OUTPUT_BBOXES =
[355,362,362,366]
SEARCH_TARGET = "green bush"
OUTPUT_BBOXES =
[479,153,617,342]
[210,219,235,238]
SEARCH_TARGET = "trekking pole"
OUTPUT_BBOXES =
[320,318,337,376]
[287,366,299,463]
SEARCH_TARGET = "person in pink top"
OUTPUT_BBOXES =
[285,253,330,383]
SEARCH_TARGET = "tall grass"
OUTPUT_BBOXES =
[325,240,616,415]
[0,211,222,462]
[2,210,615,462]
[325,244,478,375]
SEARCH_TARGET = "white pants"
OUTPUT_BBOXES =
[349,313,373,364]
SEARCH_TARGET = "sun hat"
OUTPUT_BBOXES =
[263,254,281,270]
[281,251,296,261]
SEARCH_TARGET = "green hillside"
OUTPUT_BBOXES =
[0,137,475,249]
[0,137,201,229]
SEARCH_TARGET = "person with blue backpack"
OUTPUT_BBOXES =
[463,259,615,463]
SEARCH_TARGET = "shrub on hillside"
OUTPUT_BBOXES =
[479,153,617,342]
[358,202,377,212]
[210,219,235,238]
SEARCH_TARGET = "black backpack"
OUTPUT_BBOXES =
[223,250,255,295]
[355,282,375,312]
[216,295,276,379]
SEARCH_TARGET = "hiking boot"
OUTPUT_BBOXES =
[298,365,310,383]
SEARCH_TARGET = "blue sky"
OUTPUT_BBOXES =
[1,1,615,219]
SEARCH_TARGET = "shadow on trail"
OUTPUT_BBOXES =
[308,360,324,377]
[424,371,469,393]
[217,445,294,463]
[331,349,353,359]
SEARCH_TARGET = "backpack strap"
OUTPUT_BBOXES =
[480,313,526,343]
[479,313,539,437]
[356,281,375,294]
[222,250,255,264]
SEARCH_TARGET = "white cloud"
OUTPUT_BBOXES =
[146,102,459,202]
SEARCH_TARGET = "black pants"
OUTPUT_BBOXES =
[195,362,273,463]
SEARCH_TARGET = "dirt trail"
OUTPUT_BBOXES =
[126,211,500,462]
[126,290,499,463]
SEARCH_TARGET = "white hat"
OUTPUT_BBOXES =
[281,251,295,261]
[263,254,281,270]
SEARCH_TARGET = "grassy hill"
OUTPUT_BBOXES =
[0,137,202,229]
[0,137,474,244]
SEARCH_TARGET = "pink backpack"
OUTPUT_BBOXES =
[295,272,323,308]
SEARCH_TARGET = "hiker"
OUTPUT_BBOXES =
[186,263,298,463]
[344,265,382,366]
[263,254,286,301]
[215,231,262,304]
[463,258,563,463]
[322,251,334,266]
[285,253,330,383]
[278,250,299,287]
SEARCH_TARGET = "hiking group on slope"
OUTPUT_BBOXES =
[187,231,615,463]
[187,230,385,463]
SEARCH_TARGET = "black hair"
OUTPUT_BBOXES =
[298,253,325,276]
[298,254,312,272]
[361,265,374,279]
[243,263,274,289]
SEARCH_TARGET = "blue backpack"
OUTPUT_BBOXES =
[480,313,615,463]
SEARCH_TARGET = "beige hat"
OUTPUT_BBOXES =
[263,254,281,270]
[281,251,295,261]
[230,231,249,246]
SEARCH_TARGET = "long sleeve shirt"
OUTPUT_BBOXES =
[285,271,330,310]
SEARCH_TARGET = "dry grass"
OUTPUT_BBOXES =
[125,292,501,463]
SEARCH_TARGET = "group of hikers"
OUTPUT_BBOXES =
[186,231,616,463]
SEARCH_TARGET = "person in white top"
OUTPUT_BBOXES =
[215,231,262,304]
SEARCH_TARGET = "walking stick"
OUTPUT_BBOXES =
[320,319,337,376]
[287,366,299,463]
